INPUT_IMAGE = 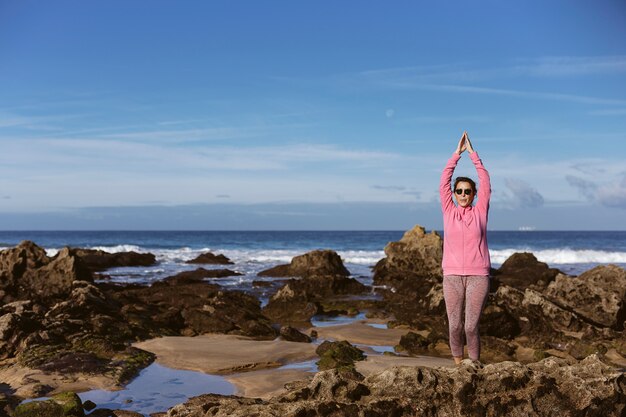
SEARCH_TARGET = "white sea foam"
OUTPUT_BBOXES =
[338,250,386,265]
[490,248,626,265]
[40,244,626,271]
[44,244,146,258]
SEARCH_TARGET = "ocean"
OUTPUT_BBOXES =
[1,230,625,287]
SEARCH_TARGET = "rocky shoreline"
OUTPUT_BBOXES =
[1,225,625,416]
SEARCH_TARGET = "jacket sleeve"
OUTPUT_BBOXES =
[440,152,461,213]
[469,151,491,213]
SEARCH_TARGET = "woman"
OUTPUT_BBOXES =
[439,131,491,365]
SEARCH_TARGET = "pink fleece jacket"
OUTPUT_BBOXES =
[440,151,491,276]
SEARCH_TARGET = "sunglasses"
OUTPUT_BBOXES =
[455,189,473,196]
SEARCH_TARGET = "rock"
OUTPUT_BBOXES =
[491,285,590,337]
[0,392,20,417]
[479,302,521,340]
[479,336,517,363]
[82,400,96,411]
[14,391,84,417]
[395,331,431,355]
[51,392,84,417]
[111,281,277,339]
[380,276,446,333]
[543,265,626,329]
[279,326,312,343]
[162,354,626,417]
[492,252,561,290]
[161,268,242,285]
[315,340,365,371]
[262,275,368,325]
[372,225,442,285]
[0,242,92,303]
[13,400,65,417]
[185,252,233,265]
[69,248,156,271]
[258,250,350,278]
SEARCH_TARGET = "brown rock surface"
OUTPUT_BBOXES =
[185,252,233,265]
[163,354,626,417]
[0,242,91,303]
[69,248,156,271]
[258,250,350,278]
[372,225,442,286]
[262,275,368,325]
[493,252,562,290]
[543,264,626,329]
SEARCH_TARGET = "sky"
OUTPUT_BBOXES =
[0,0,625,230]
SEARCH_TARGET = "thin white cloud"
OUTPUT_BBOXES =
[588,108,626,116]
[397,84,626,106]
[351,56,626,105]
[511,56,626,77]
[358,55,626,83]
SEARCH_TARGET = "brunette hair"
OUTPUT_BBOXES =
[454,176,476,193]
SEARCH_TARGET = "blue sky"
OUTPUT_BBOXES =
[0,0,625,230]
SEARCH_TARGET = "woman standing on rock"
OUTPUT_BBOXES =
[440,131,491,365]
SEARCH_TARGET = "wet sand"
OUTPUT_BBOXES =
[134,333,319,374]
[134,319,455,399]
[0,359,120,398]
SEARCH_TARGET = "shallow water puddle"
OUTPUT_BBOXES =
[311,312,367,327]
[78,363,235,416]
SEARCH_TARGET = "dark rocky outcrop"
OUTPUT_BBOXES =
[258,250,350,278]
[394,331,432,355]
[185,252,233,265]
[69,248,156,272]
[0,242,92,303]
[108,279,277,340]
[279,326,312,343]
[492,252,562,290]
[372,225,442,286]
[161,268,242,285]
[370,225,447,335]
[260,250,367,326]
[262,275,368,326]
[163,354,626,417]
[543,265,626,330]
[315,340,365,371]
[13,391,84,417]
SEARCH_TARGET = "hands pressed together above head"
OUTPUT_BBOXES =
[455,131,475,155]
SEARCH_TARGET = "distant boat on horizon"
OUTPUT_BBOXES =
[518,226,537,232]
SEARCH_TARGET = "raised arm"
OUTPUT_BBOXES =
[465,134,491,213]
[440,132,466,212]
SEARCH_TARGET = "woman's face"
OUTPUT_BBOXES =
[454,181,475,208]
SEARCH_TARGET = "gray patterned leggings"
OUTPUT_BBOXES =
[443,275,490,360]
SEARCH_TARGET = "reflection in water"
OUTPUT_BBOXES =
[79,363,234,416]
